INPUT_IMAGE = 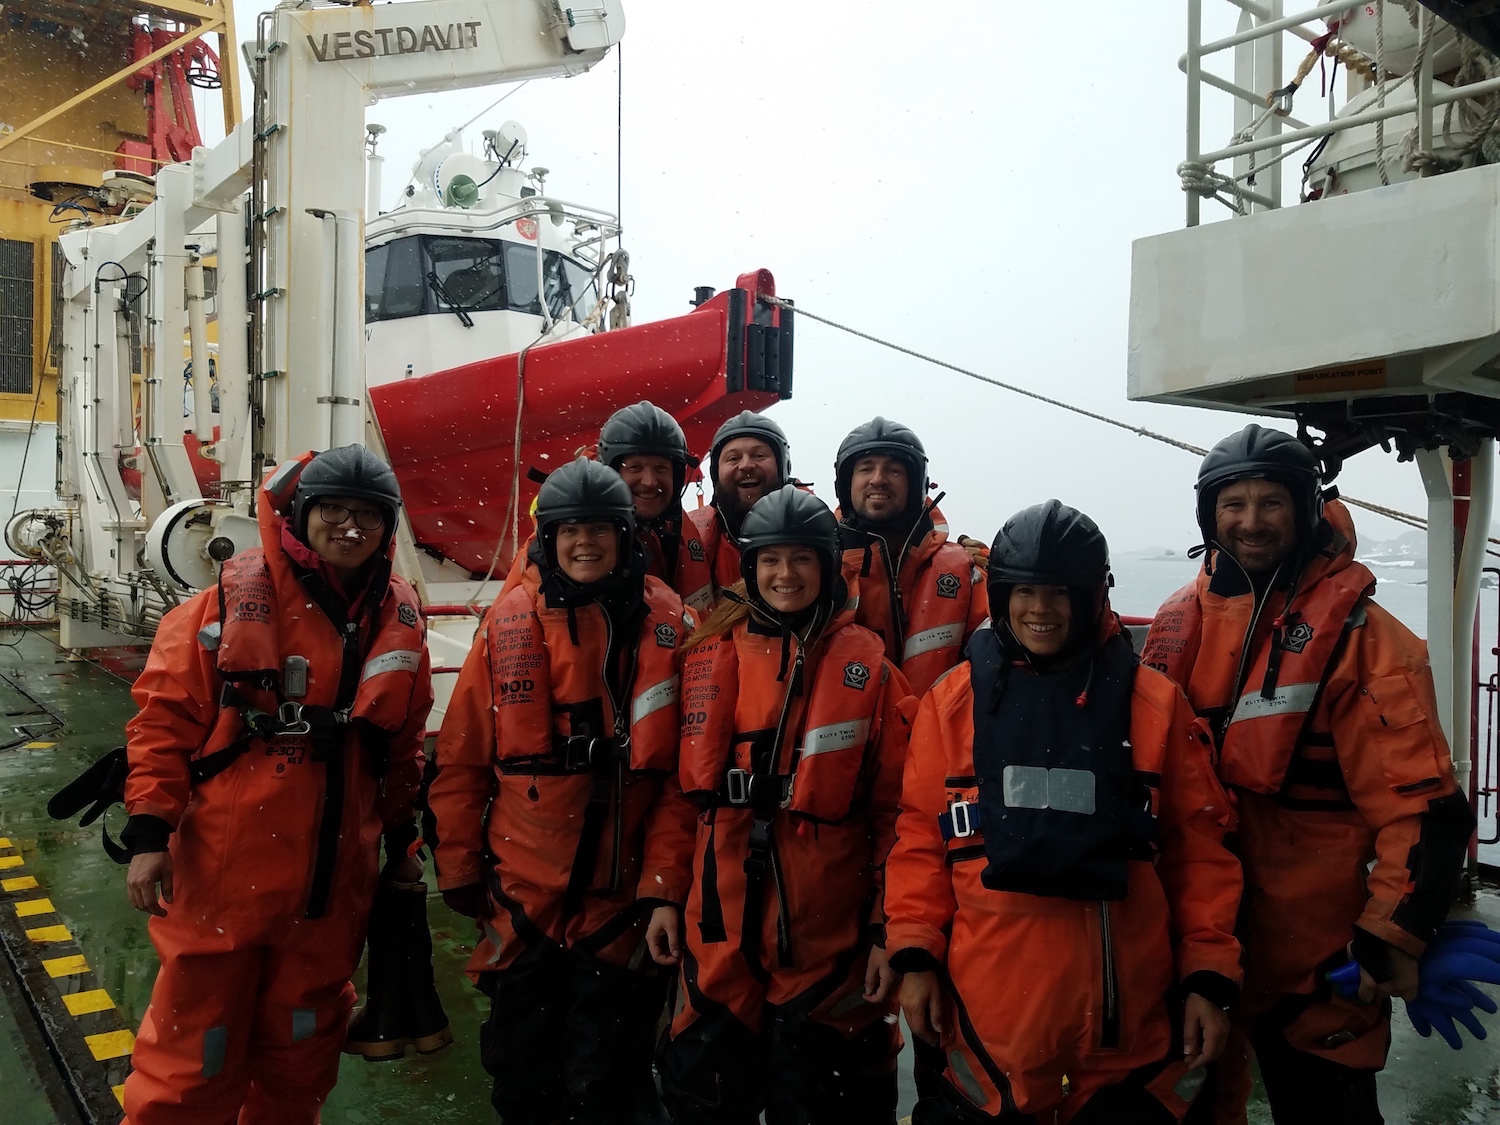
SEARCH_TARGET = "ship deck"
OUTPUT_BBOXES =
[0,625,1496,1124]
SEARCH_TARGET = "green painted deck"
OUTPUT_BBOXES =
[0,626,1496,1124]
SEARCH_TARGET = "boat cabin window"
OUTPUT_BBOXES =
[428,237,507,312]
[502,243,598,324]
[366,234,596,325]
[365,243,389,321]
[373,237,425,319]
[546,253,598,322]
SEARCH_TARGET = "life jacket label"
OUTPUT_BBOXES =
[1227,680,1320,724]
[800,718,872,759]
[904,622,963,662]
[361,649,422,683]
[632,676,680,725]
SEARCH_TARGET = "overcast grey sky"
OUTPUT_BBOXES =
[222,0,1452,553]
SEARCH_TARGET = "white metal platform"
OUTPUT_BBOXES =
[1128,161,1500,413]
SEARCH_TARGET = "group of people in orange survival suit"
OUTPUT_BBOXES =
[111,405,1475,1125]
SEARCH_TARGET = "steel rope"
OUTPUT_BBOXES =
[758,295,1500,550]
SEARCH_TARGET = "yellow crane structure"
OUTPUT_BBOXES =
[0,0,238,438]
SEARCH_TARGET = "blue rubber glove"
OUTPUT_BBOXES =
[1407,996,1487,1049]
[1328,960,1362,999]
[1405,920,1500,1050]
[1327,921,1500,1050]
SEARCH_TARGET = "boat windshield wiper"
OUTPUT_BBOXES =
[426,271,474,328]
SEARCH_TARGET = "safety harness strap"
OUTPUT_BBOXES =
[739,815,775,981]
[697,817,728,944]
[939,799,987,842]
[561,760,620,922]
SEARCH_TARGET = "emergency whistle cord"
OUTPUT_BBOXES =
[761,295,1499,551]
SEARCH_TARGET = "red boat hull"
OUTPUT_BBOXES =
[369,271,793,574]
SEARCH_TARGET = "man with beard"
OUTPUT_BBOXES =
[833,417,988,1120]
[686,411,790,604]
[597,401,715,615]
[834,418,988,699]
[1142,425,1471,1125]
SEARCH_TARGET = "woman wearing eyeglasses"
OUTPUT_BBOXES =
[118,445,435,1124]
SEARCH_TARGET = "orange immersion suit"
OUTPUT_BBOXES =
[1141,501,1472,1120]
[885,618,1242,1122]
[121,458,433,1125]
[425,550,689,1123]
[840,503,989,698]
[640,511,715,616]
[645,606,914,1125]
[685,504,745,606]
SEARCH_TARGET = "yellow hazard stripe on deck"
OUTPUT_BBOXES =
[24,742,55,749]
[64,989,116,1016]
[85,1028,135,1061]
[0,820,134,1105]
[26,924,73,943]
[43,953,88,977]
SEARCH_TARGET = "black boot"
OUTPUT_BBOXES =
[345,880,412,1061]
[398,879,454,1054]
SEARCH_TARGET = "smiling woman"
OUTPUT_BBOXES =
[645,484,913,1124]
[1006,583,1072,659]
[306,498,388,580]
[885,499,1243,1123]
[424,455,691,1125]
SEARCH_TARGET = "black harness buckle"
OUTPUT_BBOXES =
[558,735,606,772]
[277,701,312,736]
[725,769,791,810]
[743,816,772,878]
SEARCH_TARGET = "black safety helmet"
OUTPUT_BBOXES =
[533,457,636,573]
[290,444,402,544]
[738,485,842,614]
[834,416,930,520]
[989,500,1112,652]
[709,410,791,498]
[1194,425,1322,546]
[597,401,694,501]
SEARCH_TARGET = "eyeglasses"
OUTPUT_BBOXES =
[316,502,386,531]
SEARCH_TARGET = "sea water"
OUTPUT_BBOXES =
[1109,556,1432,635]
[1110,556,1500,855]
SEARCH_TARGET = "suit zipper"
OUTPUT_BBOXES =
[599,609,636,895]
[881,539,908,656]
[1099,900,1120,1048]
[1217,551,1282,743]
[763,639,805,963]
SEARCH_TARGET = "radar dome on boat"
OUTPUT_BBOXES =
[483,120,528,165]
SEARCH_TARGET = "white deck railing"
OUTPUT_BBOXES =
[1179,0,1498,225]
